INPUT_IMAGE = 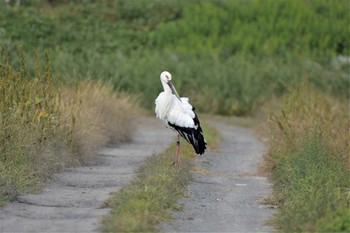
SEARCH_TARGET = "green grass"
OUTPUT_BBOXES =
[272,134,349,232]
[1,0,348,57]
[101,145,193,232]
[265,84,349,232]
[0,1,349,230]
[150,0,349,57]
[101,123,219,232]
[0,0,348,115]
[50,50,350,115]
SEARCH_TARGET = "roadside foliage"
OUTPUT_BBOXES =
[0,0,348,115]
[265,84,349,232]
[0,50,136,205]
[0,1,349,231]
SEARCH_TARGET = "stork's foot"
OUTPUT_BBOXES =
[172,159,180,167]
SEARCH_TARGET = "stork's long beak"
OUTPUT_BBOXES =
[168,81,182,102]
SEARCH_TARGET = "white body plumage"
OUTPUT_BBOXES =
[155,71,206,155]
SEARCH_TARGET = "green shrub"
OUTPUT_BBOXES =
[151,0,349,57]
[0,0,348,116]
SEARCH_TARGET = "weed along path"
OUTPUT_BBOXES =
[160,121,275,232]
[0,117,174,233]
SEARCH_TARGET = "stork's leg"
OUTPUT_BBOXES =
[175,133,180,165]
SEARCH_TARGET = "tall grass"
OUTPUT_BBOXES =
[0,49,66,203]
[58,81,137,158]
[267,82,348,164]
[264,83,349,232]
[0,0,348,116]
[0,50,137,205]
[51,49,349,115]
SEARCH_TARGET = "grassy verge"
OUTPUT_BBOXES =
[263,83,349,232]
[0,50,137,206]
[101,123,219,232]
[101,144,193,232]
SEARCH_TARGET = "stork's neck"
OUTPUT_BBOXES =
[161,80,172,93]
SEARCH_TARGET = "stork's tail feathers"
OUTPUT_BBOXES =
[168,123,207,155]
[193,126,207,155]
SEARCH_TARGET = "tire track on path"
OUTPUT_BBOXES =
[0,117,173,233]
[160,121,275,232]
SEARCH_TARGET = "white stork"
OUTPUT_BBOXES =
[155,71,207,164]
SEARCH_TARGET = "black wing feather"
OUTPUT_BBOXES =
[168,111,207,155]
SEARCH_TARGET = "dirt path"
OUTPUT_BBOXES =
[0,118,274,233]
[0,117,173,233]
[160,121,275,232]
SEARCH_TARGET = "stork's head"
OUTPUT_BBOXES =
[160,71,181,100]
[160,71,172,84]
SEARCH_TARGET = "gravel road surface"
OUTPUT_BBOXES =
[160,121,275,233]
[0,118,275,233]
[0,117,173,233]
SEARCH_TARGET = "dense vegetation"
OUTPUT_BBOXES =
[0,49,66,204]
[0,0,348,115]
[1,0,349,232]
[264,84,349,232]
[0,50,136,205]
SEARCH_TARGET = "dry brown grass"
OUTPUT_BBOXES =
[59,81,138,160]
[259,82,349,171]
[0,50,138,205]
[257,82,350,232]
